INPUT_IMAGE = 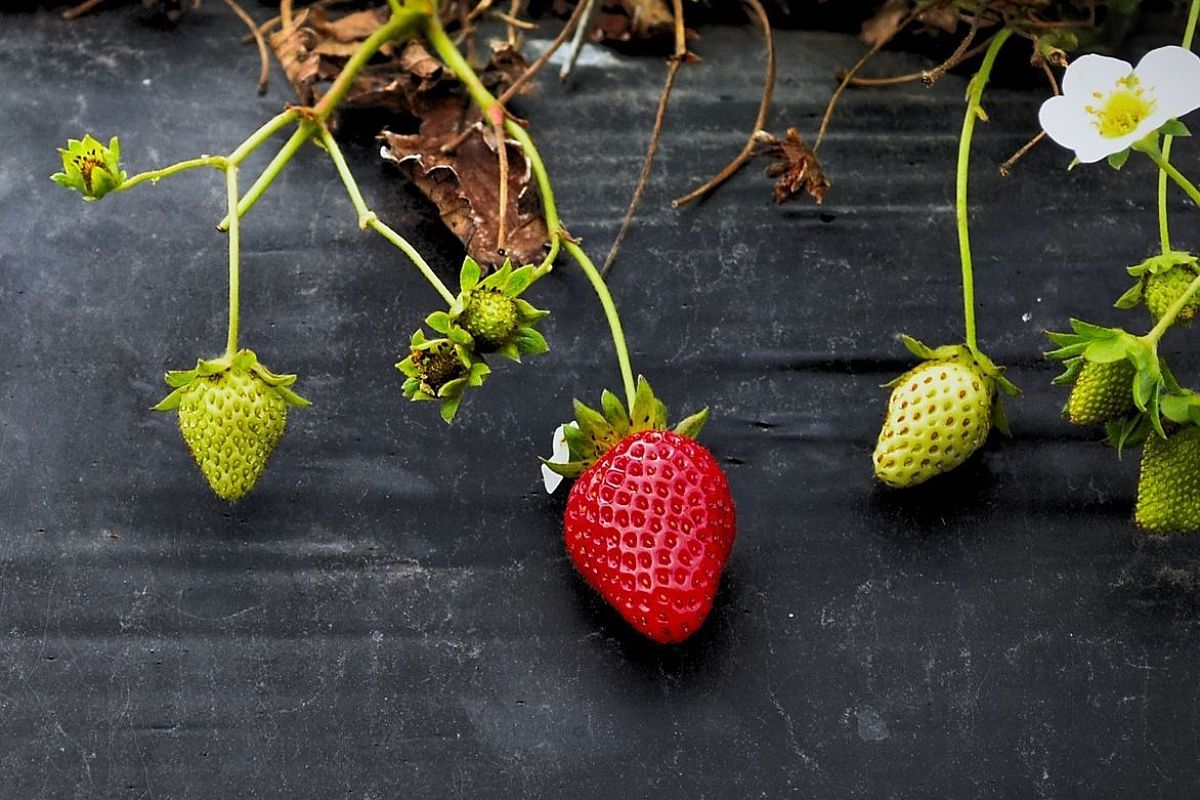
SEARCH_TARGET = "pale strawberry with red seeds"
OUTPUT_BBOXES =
[545,377,736,644]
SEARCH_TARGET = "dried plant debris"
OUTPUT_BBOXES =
[379,42,549,269]
[754,128,829,205]
[594,0,675,43]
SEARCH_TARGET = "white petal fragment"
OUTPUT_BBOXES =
[540,421,578,494]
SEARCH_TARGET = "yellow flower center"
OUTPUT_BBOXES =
[1084,74,1156,139]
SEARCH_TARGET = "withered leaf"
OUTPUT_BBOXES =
[265,5,549,270]
[376,44,549,270]
[594,0,675,44]
[860,0,909,48]
[753,128,830,206]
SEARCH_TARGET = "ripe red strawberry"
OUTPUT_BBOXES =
[546,378,735,644]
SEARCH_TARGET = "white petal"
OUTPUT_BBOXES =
[1061,53,1133,99]
[540,421,579,494]
[1135,45,1200,120]
[1039,95,1095,150]
[541,463,564,494]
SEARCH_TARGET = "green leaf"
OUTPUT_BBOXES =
[673,408,709,440]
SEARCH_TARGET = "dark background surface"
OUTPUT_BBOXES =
[3,5,1200,798]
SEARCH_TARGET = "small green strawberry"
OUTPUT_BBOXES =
[1116,251,1200,325]
[153,349,309,501]
[1135,424,1200,533]
[1145,266,1200,324]
[1065,359,1136,425]
[873,337,1017,489]
[445,257,548,360]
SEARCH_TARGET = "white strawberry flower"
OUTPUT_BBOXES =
[540,421,578,494]
[1038,46,1200,164]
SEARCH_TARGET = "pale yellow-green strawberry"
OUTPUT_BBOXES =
[1145,265,1200,325]
[1135,425,1200,533]
[1066,359,1136,426]
[873,350,998,489]
[153,349,309,501]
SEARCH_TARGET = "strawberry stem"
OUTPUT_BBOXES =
[956,28,1011,352]
[224,163,241,358]
[1141,145,1200,210]
[423,9,637,405]
[1157,0,1200,255]
[316,122,457,305]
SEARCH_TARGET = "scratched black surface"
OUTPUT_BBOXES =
[2,5,1200,798]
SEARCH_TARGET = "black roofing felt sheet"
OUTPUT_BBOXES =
[2,6,1200,798]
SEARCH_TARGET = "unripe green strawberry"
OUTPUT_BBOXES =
[1066,359,1135,425]
[459,288,519,352]
[1136,426,1200,533]
[1145,265,1200,324]
[154,349,309,501]
[874,356,994,488]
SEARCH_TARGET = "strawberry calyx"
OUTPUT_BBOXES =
[151,348,310,411]
[51,134,126,201]
[396,328,490,424]
[542,376,709,480]
[893,335,1019,435]
[442,256,549,360]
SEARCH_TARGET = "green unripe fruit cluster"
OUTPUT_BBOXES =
[459,288,519,351]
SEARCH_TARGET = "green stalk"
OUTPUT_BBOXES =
[957,28,1012,352]
[423,11,637,404]
[217,123,312,231]
[313,6,426,121]
[1157,0,1200,254]
[563,240,637,407]
[115,111,297,195]
[1141,148,1200,207]
[317,124,456,305]
[117,156,226,192]
[224,163,241,357]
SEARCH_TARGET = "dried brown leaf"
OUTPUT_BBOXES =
[860,0,909,47]
[754,128,830,205]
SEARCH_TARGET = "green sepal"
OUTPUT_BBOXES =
[540,458,588,479]
[152,348,309,411]
[545,376,711,485]
[1105,413,1154,456]
[52,134,126,200]
[674,408,709,440]
[1127,251,1198,278]
[1114,281,1144,309]
[601,389,630,435]
[1107,149,1131,170]
[459,256,483,292]
[992,395,1012,438]
[1159,119,1191,138]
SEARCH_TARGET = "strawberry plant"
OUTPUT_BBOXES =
[52,0,735,642]
[872,29,1021,488]
[1041,0,1200,533]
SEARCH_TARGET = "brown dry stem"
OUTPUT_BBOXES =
[672,0,775,208]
